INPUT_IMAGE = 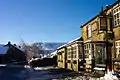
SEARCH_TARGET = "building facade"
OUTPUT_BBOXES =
[0,42,27,64]
[57,45,67,69]
[57,37,84,72]
[57,0,120,73]
[66,37,84,72]
[81,0,120,72]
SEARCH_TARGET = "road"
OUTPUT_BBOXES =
[0,66,28,80]
[0,66,79,80]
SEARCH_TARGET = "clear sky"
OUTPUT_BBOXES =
[0,0,115,44]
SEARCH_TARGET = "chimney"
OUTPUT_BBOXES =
[14,44,17,46]
[104,5,111,10]
[8,41,11,45]
[7,41,11,48]
[19,46,21,48]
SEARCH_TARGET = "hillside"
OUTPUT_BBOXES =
[32,42,65,53]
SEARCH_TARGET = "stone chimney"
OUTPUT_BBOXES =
[7,41,11,48]
[14,44,17,47]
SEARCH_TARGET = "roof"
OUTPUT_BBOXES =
[80,14,99,28]
[0,43,25,55]
[51,50,57,55]
[57,37,83,49]
[67,37,83,45]
[57,43,67,50]
[111,0,120,8]
[14,46,25,52]
[0,45,9,54]
[80,0,120,28]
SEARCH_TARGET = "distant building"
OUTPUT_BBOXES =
[57,44,67,69]
[0,42,27,64]
[66,37,84,72]
[57,37,84,72]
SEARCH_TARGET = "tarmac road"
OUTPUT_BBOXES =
[0,66,83,80]
[0,66,28,80]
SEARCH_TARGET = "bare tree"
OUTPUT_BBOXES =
[20,40,44,61]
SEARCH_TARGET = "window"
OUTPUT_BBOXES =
[113,6,120,27]
[72,46,77,59]
[87,25,92,38]
[116,41,120,58]
[99,16,107,33]
[94,44,106,64]
[84,43,91,58]
[67,48,71,59]
[78,44,83,59]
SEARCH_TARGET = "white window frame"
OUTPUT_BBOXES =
[113,6,120,27]
[115,40,120,58]
[67,48,71,60]
[88,25,92,38]
[84,43,91,58]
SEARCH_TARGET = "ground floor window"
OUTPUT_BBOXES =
[84,43,91,58]
[116,40,120,58]
[94,44,106,64]
[72,46,77,59]
[84,42,106,64]
[78,44,83,59]
[67,48,71,60]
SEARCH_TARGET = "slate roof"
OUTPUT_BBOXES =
[0,44,25,55]
[0,45,9,54]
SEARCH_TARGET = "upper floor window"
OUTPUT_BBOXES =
[113,6,120,27]
[99,16,107,33]
[86,25,92,38]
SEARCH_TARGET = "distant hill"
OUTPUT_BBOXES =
[32,42,65,53]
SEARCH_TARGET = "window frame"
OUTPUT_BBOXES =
[115,40,120,58]
[113,6,120,27]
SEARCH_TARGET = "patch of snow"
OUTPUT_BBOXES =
[94,67,105,71]
[100,70,118,80]
[0,64,6,67]
[34,66,58,70]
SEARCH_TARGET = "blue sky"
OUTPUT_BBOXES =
[0,0,115,44]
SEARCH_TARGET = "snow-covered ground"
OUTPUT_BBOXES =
[27,66,101,80]
[0,66,119,80]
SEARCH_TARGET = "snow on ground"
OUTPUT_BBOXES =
[34,66,58,70]
[0,66,119,80]
[27,66,101,80]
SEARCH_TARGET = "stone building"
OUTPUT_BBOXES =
[57,0,120,73]
[57,37,84,72]
[57,44,67,69]
[81,0,120,72]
